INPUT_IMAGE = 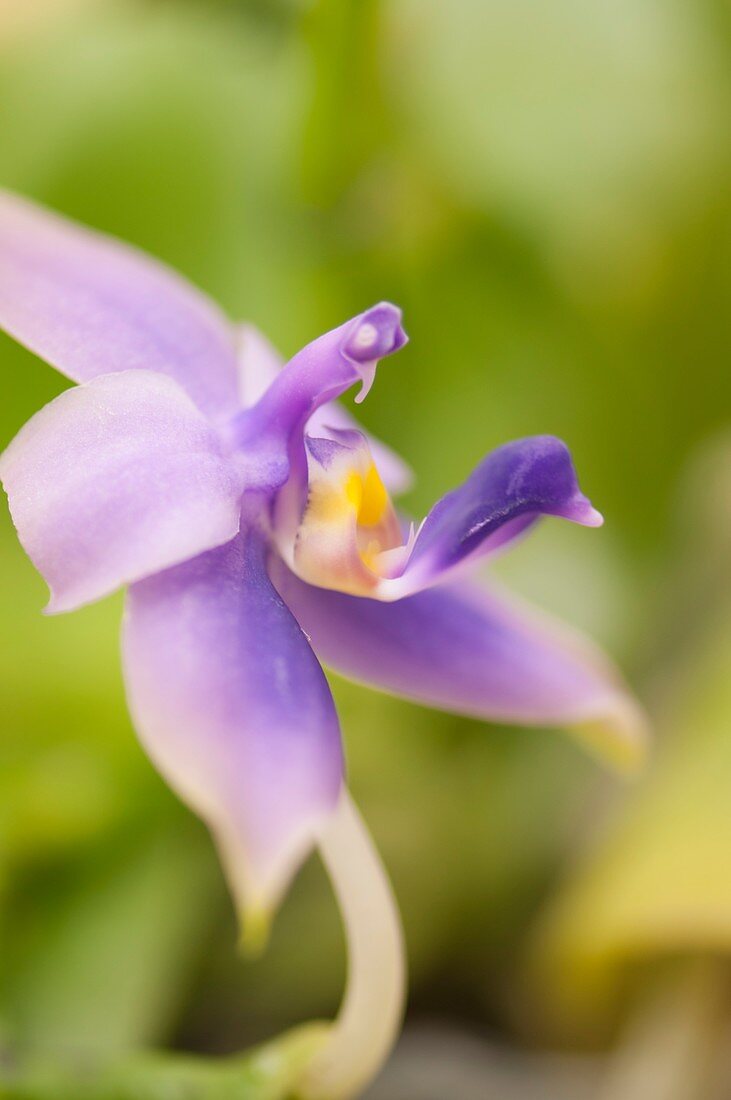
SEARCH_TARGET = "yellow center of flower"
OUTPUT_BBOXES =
[344,463,389,527]
[293,451,401,596]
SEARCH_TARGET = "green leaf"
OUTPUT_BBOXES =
[0,1024,328,1100]
[1,825,220,1053]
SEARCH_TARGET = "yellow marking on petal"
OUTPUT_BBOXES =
[358,463,388,526]
[309,481,356,523]
[295,453,401,595]
[313,465,388,530]
[344,471,364,512]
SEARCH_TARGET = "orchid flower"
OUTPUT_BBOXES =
[0,191,646,1099]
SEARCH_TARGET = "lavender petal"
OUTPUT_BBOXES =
[123,528,344,920]
[273,562,647,771]
[0,189,241,420]
[0,370,244,612]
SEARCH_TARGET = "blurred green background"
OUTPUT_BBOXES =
[1,1,731,1097]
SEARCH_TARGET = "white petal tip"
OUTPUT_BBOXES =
[569,497,604,527]
[549,497,604,528]
[583,506,605,528]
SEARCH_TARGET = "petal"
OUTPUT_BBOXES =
[236,323,283,408]
[383,435,602,599]
[122,529,344,925]
[0,190,240,420]
[0,371,244,612]
[273,563,648,772]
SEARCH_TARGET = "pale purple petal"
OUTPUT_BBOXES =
[123,529,344,921]
[383,436,602,598]
[0,190,240,420]
[236,324,282,408]
[273,563,647,771]
[0,371,244,613]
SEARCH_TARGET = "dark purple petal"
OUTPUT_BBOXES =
[0,190,240,420]
[0,370,244,612]
[273,562,647,771]
[123,528,344,922]
[390,436,602,597]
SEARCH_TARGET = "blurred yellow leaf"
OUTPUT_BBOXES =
[530,601,731,1033]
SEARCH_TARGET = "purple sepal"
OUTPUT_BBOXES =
[123,527,344,918]
[0,190,240,420]
[273,562,646,769]
[0,370,244,613]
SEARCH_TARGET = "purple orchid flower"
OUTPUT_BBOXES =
[0,189,646,917]
[0,190,646,1095]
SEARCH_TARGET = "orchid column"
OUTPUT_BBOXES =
[0,190,647,1098]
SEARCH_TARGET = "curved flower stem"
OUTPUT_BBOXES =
[299,789,406,1100]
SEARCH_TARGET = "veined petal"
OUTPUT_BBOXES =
[273,563,648,772]
[388,435,601,598]
[122,529,344,925]
[0,370,244,612]
[235,323,413,495]
[0,190,240,420]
